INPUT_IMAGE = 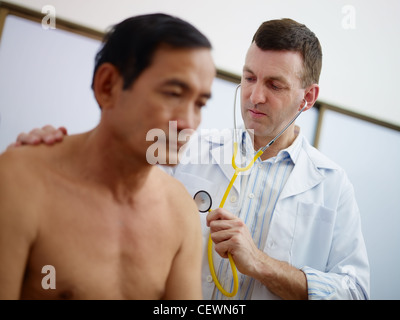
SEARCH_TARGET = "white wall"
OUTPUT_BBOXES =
[0,15,101,151]
[5,0,400,127]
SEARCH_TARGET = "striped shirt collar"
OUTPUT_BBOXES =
[241,126,303,164]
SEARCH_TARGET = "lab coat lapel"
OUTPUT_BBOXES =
[208,131,241,194]
[279,146,325,200]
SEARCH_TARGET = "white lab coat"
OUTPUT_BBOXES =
[164,129,370,300]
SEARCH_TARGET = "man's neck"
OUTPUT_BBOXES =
[67,129,154,203]
[251,125,299,161]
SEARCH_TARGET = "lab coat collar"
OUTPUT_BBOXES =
[279,135,340,200]
[205,129,243,194]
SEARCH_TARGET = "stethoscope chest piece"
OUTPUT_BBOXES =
[193,190,212,213]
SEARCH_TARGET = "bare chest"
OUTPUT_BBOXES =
[22,186,178,299]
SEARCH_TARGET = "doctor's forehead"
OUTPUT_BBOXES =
[243,48,303,83]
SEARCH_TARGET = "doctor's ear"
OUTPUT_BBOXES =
[301,84,319,111]
[93,63,123,110]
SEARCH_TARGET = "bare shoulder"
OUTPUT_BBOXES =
[0,144,56,217]
[151,167,200,232]
[0,146,45,203]
[0,145,47,185]
[152,168,203,300]
[154,166,197,207]
[0,147,52,298]
[0,147,42,245]
[0,147,35,184]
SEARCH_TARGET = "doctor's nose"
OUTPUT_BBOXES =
[249,83,267,105]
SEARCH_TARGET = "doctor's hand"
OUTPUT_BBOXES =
[207,208,308,300]
[7,125,68,149]
[206,208,264,277]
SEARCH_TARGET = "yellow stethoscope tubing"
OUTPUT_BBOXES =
[207,141,264,297]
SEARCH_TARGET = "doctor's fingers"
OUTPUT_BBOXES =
[206,208,236,227]
[210,224,247,245]
[17,125,66,145]
[212,230,245,259]
[214,241,230,259]
[35,125,67,144]
[208,217,245,233]
[16,131,41,145]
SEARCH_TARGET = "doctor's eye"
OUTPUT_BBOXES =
[244,76,256,83]
[268,81,284,92]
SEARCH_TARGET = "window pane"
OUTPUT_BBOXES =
[318,109,400,299]
[296,106,319,145]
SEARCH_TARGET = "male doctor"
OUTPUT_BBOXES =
[11,18,369,300]
[167,18,369,300]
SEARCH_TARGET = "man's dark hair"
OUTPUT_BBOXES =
[252,18,322,88]
[92,13,212,90]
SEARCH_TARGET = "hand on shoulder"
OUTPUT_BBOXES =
[7,125,68,150]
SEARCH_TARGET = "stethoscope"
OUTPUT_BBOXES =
[193,84,307,297]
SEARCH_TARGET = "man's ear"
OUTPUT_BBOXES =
[302,83,320,111]
[93,63,122,110]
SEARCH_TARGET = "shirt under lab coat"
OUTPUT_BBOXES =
[164,128,370,300]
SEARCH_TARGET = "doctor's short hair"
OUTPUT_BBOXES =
[252,18,322,88]
[91,13,212,90]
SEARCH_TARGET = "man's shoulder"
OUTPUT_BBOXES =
[0,144,50,171]
[0,145,56,198]
[153,166,189,195]
[0,147,32,177]
[0,148,41,230]
[153,166,198,212]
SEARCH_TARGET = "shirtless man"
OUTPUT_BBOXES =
[0,13,215,299]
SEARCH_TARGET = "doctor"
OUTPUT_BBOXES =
[169,18,369,300]
[11,18,369,300]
